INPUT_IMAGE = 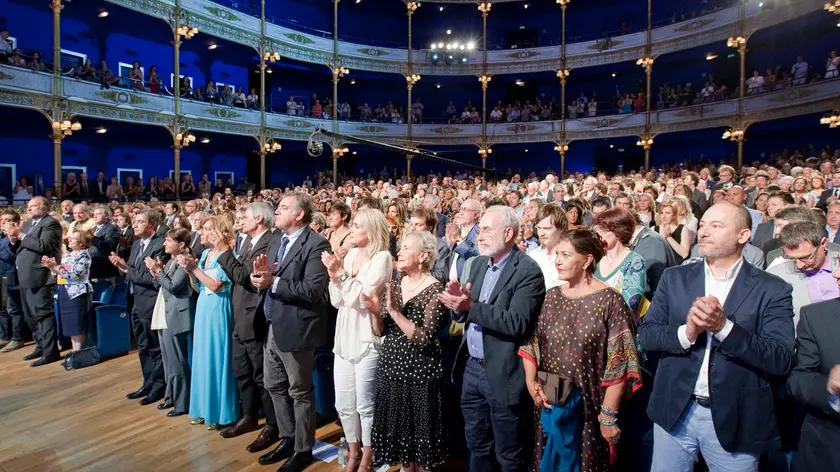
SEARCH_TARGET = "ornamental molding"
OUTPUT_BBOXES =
[0,71,13,80]
[96,90,150,105]
[357,125,389,133]
[204,107,241,119]
[112,0,825,76]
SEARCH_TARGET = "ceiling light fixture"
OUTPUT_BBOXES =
[436,83,441,88]
[350,79,356,84]
[446,29,452,35]
[208,43,217,50]
[706,52,718,60]
[611,72,617,77]
[352,151,358,155]
[467,42,475,50]
[201,137,210,144]
[524,3,529,8]
[609,144,614,148]
[96,128,107,134]
[440,6,444,11]
[98,10,109,18]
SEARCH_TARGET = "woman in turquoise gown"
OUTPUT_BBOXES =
[178,215,238,429]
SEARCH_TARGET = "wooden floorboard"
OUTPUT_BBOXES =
[0,343,353,472]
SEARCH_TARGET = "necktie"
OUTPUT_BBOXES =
[95,225,102,236]
[834,188,839,198]
[263,236,290,322]
[239,239,253,262]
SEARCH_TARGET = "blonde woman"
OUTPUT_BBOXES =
[673,195,698,234]
[322,207,393,472]
[809,174,826,202]
[792,176,814,207]
[635,193,656,227]
[654,200,690,263]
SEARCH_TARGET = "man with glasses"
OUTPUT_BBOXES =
[447,199,482,282]
[768,221,840,331]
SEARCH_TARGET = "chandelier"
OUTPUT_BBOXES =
[825,1,840,14]
[726,36,746,48]
[263,139,282,153]
[636,57,654,70]
[820,108,840,128]
[636,136,654,148]
[722,128,745,140]
[263,51,280,63]
[53,118,81,137]
[405,73,421,86]
[554,141,569,152]
[477,147,492,156]
[175,131,196,146]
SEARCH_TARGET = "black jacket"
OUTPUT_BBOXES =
[89,223,120,279]
[12,215,62,289]
[217,231,272,342]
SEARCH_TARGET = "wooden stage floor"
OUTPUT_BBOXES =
[0,344,350,472]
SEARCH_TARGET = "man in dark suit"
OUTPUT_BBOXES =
[109,209,167,405]
[817,170,840,211]
[630,219,675,299]
[89,207,120,300]
[188,211,209,257]
[79,172,93,200]
[447,199,481,282]
[115,213,135,261]
[685,172,709,216]
[423,194,448,239]
[92,170,108,201]
[2,197,62,366]
[0,209,24,353]
[250,192,331,472]
[154,207,170,238]
[752,192,793,250]
[640,202,796,471]
[787,272,840,472]
[215,203,279,453]
[438,205,546,472]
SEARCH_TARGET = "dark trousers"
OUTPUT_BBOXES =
[232,332,276,426]
[0,288,23,341]
[264,329,316,452]
[20,285,58,360]
[461,357,530,472]
[159,329,191,414]
[131,311,165,398]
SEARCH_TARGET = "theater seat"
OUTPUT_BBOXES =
[54,296,72,352]
[89,304,131,358]
[312,352,337,420]
[109,280,128,308]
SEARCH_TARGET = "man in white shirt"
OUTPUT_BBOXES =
[746,70,764,94]
[0,30,12,57]
[286,96,296,115]
[640,202,795,472]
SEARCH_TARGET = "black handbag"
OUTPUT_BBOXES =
[62,345,101,370]
[538,371,575,406]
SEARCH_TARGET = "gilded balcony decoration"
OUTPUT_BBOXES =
[506,124,538,132]
[359,48,389,57]
[769,88,818,103]
[203,6,240,22]
[674,18,715,32]
[820,108,840,128]
[431,126,464,135]
[581,117,625,128]
[589,38,623,51]
[284,119,314,128]
[506,51,541,59]
[0,71,13,80]
[205,108,241,119]
[283,33,315,45]
[674,107,709,118]
[95,90,149,105]
[358,125,389,133]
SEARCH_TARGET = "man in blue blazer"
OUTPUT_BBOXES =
[0,209,23,352]
[639,202,796,472]
[447,198,482,281]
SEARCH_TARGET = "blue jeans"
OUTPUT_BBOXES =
[460,357,530,472]
[651,401,759,472]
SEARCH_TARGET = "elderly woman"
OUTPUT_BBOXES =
[322,208,393,472]
[529,203,569,290]
[367,231,448,471]
[63,173,81,200]
[520,229,642,472]
[146,228,194,417]
[41,227,92,355]
[310,211,327,234]
[593,208,647,315]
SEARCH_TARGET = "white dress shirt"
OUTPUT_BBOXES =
[527,246,566,291]
[677,257,742,397]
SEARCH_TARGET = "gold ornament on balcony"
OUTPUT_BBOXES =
[722,128,745,141]
[820,108,840,128]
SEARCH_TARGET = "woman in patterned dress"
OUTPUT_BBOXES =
[41,227,92,353]
[593,208,647,316]
[520,229,642,472]
[366,231,448,471]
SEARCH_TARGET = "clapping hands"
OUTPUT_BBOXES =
[108,252,128,271]
[40,255,58,271]
[437,280,473,313]
[321,252,343,282]
[144,256,163,275]
[176,254,198,272]
[685,296,728,342]
[249,254,273,290]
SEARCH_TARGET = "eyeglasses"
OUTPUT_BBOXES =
[783,245,822,264]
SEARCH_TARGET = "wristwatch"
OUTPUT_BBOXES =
[339,271,349,283]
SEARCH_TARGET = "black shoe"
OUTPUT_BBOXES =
[157,401,174,410]
[30,356,59,367]
[277,451,313,472]
[139,395,163,406]
[167,410,187,418]
[23,350,43,361]
[258,438,295,466]
[126,387,149,400]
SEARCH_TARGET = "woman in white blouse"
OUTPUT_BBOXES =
[322,207,393,472]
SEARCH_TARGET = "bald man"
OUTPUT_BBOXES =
[725,185,762,240]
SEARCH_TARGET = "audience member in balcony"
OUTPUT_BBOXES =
[6,49,25,67]
[63,173,81,200]
[391,107,403,124]
[147,65,161,94]
[411,98,424,124]
[747,70,764,94]
[11,178,32,205]
[106,176,124,201]
[446,101,457,121]
[587,99,598,117]
[180,77,192,97]
[295,100,305,117]
[339,100,351,120]
[130,61,144,91]
[196,174,211,197]
[159,177,175,199]
[27,51,47,72]
[490,105,503,122]
[74,59,97,81]
[145,176,159,199]
[191,86,202,101]
[203,81,218,103]
[311,100,323,118]
[124,177,141,199]
[214,177,226,196]
[97,61,120,89]
[246,88,258,110]
[621,95,633,114]
[826,49,839,79]
[181,174,196,198]
[223,85,235,106]
[713,85,728,101]
[792,55,809,85]
[233,87,246,108]
[285,95,296,115]
[359,103,372,121]
[0,29,11,58]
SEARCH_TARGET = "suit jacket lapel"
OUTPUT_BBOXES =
[488,251,519,304]
[722,262,758,316]
[469,257,489,301]
[688,260,706,299]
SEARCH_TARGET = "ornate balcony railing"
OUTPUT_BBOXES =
[104,0,827,76]
[1,64,838,146]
